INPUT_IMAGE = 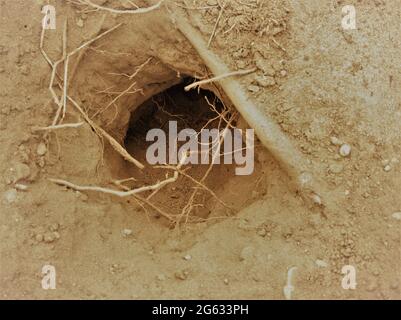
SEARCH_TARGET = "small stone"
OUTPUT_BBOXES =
[183,254,192,261]
[383,165,391,172]
[223,278,229,285]
[255,75,275,87]
[122,229,133,237]
[257,228,267,237]
[239,246,254,261]
[3,189,17,204]
[330,136,343,146]
[254,53,276,76]
[391,212,401,220]
[15,184,28,191]
[280,70,288,77]
[315,259,328,268]
[339,144,351,157]
[36,142,47,156]
[248,85,260,93]
[311,193,322,205]
[175,270,188,280]
[236,60,247,69]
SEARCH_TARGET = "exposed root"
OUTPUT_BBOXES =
[32,122,84,131]
[50,165,180,200]
[184,68,256,92]
[72,0,165,14]
[172,11,326,205]
[92,57,152,119]
[207,0,224,48]
[157,165,232,210]
[49,153,189,221]
[40,21,144,169]
[176,113,235,226]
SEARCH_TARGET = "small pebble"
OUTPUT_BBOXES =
[255,75,275,87]
[183,254,192,261]
[15,184,28,191]
[206,0,218,5]
[330,136,343,146]
[383,165,391,172]
[254,54,276,76]
[339,144,351,157]
[311,193,322,205]
[247,85,260,93]
[36,142,47,156]
[257,228,267,237]
[174,270,188,280]
[122,229,133,237]
[391,212,401,220]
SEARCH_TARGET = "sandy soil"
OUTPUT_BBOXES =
[0,0,400,299]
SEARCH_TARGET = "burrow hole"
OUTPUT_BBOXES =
[119,78,264,223]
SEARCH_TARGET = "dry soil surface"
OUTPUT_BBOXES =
[0,0,400,299]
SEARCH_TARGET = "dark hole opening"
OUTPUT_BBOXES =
[120,78,259,223]
[125,78,226,145]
